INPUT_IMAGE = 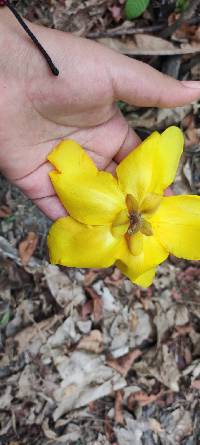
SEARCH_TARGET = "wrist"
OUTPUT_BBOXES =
[0,8,31,79]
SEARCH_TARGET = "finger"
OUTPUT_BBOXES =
[73,108,141,167]
[114,124,141,163]
[73,108,140,166]
[14,162,67,220]
[110,54,200,107]
[33,195,67,220]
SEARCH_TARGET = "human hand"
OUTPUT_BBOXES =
[0,8,200,220]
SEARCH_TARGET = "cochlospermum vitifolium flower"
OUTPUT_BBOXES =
[47,126,200,287]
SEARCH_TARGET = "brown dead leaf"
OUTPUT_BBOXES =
[98,35,200,56]
[77,330,103,353]
[109,5,123,23]
[191,379,200,390]
[183,115,199,147]
[85,287,103,322]
[84,269,98,286]
[174,23,198,41]
[107,349,142,376]
[81,300,93,319]
[105,267,123,285]
[174,324,192,337]
[18,232,38,266]
[114,390,124,425]
[127,390,164,408]
[0,205,12,218]
[104,417,117,444]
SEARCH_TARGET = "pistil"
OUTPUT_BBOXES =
[127,211,141,235]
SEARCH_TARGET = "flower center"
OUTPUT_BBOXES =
[127,211,141,235]
[126,194,153,238]
[111,193,158,242]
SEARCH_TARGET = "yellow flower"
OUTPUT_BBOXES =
[47,126,200,287]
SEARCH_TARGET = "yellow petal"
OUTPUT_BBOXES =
[149,195,200,260]
[111,210,129,238]
[48,140,125,225]
[48,216,121,268]
[141,193,163,214]
[116,127,184,205]
[128,232,143,256]
[116,234,168,282]
[134,268,156,287]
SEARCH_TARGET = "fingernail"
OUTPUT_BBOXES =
[181,80,200,89]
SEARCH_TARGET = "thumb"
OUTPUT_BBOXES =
[110,53,200,107]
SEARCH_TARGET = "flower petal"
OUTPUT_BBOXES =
[48,216,122,268]
[48,140,125,225]
[116,126,184,205]
[149,195,200,260]
[134,268,156,288]
[116,234,168,282]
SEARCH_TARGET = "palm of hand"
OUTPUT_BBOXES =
[0,23,138,219]
[1,14,200,219]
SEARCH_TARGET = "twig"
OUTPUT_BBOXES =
[87,16,200,40]
[87,24,164,39]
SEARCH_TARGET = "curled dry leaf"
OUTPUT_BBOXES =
[115,390,124,425]
[107,349,142,376]
[18,232,38,266]
[127,390,164,408]
[77,330,103,354]
[85,287,103,322]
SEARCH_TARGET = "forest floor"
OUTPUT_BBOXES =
[0,1,200,444]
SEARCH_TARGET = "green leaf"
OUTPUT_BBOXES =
[125,0,150,20]
[0,309,10,327]
[117,100,127,112]
[175,0,189,12]
[4,215,16,223]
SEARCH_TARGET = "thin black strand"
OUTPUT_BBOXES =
[5,0,59,76]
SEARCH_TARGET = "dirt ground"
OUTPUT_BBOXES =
[0,1,200,444]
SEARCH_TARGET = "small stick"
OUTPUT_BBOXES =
[5,0,59,76]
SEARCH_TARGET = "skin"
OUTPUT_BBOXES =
[0,8,200,220]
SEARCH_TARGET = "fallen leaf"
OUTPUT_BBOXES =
[0,205,12,218]
[127,389,164,407]
[18,232,38,266]
[149,418,163,434]
[115,417,148,445]
[84,269,98,286]
[105,417,117,444]
[85,287,103,322]
[107,349,142,376]
[45,264,85,309]
[115,390,124,425]
[81,299,93,319]
[191,379,200,389]
[53,351,126,419]
[109,5,123,22]
[185,126,199,147]
[77,330,103,354]
[174,324,192,336]
[98,35,200,55]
